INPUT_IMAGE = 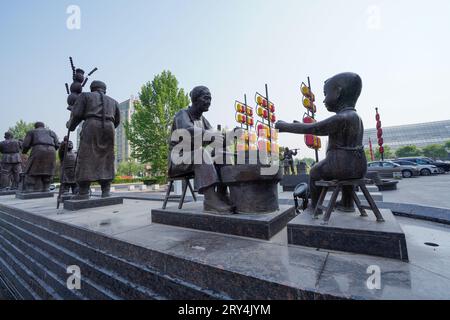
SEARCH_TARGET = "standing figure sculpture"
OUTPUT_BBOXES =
[58,137,78,195]
[168,86,234,214]
[276,72,367,213]
[0,132,23,190]
[67,80,120,200]
[282,147,298,175]
[21,122,59,193]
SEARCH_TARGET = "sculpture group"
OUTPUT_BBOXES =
[1,68,381,221]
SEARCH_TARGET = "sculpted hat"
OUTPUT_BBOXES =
[90,80,107,93]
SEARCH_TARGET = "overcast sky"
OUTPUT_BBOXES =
[1,0,450,159]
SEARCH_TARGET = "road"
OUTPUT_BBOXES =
[382,173,450,209]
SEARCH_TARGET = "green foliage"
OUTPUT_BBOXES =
[8,120,34,140]
[116,161,146,177]
[112,177,143,184]
[422,144,448,160]
[125,71,190,179]
[365,148,375,161]
[445,140,450,150]
[375,145,394,160]
[395,145,422,158]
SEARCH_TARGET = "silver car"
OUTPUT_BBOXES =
[368,161,420,178]
[391,160,439,176]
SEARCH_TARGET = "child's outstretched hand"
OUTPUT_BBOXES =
[275,120,288,132]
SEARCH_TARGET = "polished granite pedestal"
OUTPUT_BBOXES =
[0,190,17,196]
[16,192,54,200]
[288,209,409,261]
[64,197,124,211]
[152,202,296,240]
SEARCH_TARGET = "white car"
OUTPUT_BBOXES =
[391,160,439,176]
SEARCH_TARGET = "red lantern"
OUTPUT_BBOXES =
[379,146,384,154]
[377,128,383,139]
[270,114,276,123]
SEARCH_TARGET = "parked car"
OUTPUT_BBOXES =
[398,157,450,173]
[367,161,420,178]
[390,159,439,176]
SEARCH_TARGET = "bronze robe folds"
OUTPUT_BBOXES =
[168,108,221,193]
[22,128,59,176]
[68,92,120,182]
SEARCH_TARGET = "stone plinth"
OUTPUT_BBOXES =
[0,190,17,196]
[64,197,123,211]
[152,202,295,240]
[288,209,409,261]
[16,192,54,200]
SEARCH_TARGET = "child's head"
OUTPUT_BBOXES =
[323,72,362,112]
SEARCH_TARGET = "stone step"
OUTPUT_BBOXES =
[0,219,116,300]
[0,229,84,300]
[0,241,60,300]
[0,208,225,300]
[325,192,383,202]
[365,185,379,192]
[0,253,38,300]
[0,214,164,300]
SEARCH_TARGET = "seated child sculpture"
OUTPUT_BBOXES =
[276,72,367,213]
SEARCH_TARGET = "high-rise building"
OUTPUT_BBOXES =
[116,96,137,166]
[363,119,450,150]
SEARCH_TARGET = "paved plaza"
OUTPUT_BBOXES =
[382,173,450,209]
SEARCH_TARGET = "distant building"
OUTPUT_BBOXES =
[116,96,137,166]
[363,119,450,150]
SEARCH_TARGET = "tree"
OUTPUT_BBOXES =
[422,144,448,160]
[395,145,422,158]
[117,161,146,177]
[125,71,190,180]
[375,145,394,160]
[445,140,450,150]
[8,120,34,140]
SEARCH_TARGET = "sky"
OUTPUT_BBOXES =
[1,0,450,159]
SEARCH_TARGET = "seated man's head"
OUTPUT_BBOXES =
[190,86,211,113]
[323,72,362,113]
[4,132,13,140]
[35,122,45,129]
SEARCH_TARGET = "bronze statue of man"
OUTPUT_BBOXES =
[67,80,120,199]
[58,137,78,195]
[169,86,234,214]
[282,147,298,175]
[21,122,59,193]
[0,132,22,190]
[276,72,367,212]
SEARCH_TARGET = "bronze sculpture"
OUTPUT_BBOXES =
[58,137,78,195]
[168,86,234,214]
[67,80,120,200]
[276,72,367,213]
[21,122,59,193]
[282,147,298,175]
[0,132,23,190]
